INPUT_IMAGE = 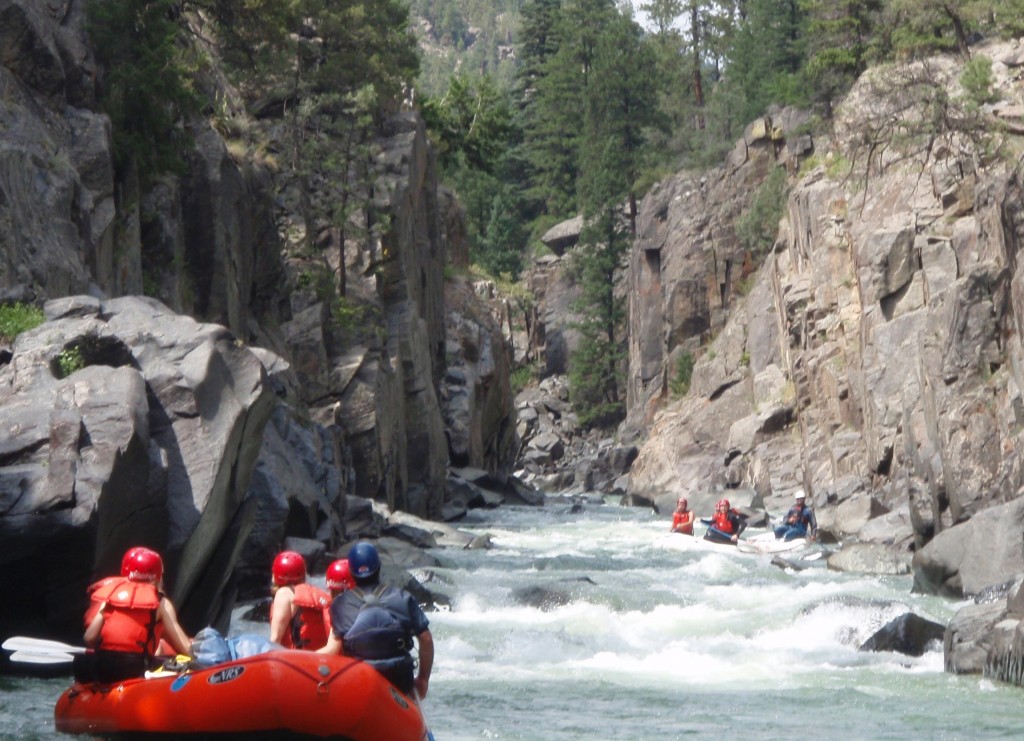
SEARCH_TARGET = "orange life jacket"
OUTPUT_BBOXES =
[87,577,163,655]
[284,583,331,650]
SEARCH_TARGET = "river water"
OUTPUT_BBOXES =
[3,501,1021,739]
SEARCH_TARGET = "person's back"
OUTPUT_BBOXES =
[319,542,434,699]
[269,551,331,650]
[80,547,191,683]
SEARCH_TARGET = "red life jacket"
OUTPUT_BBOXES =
[711,510,735,534]
[284,583,331,650]
[672,511,694,534]
[87,577,163,655]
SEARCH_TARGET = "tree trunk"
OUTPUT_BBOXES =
[942,4,971,59]
[690,4,705,130]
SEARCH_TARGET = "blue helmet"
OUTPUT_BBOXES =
[348,542,381,579]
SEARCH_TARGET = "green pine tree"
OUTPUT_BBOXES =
[800,0,881,117]
[725,0,807,123]
[569,13,660,427]
[479,191,526,278]
[88,0,203,179]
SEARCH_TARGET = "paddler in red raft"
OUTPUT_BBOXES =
[80,546,192,682]
[269,550,331,650]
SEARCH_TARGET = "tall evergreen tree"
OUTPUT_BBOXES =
[581,14,662,231]
[679,1,734,129]
[640,0,684,35]
[515,0,568,224]
[569,14,660,426]
[521,0,620,220]
[561,0,620,86]
[88,0,203,179]
[640,1,690,157]
[516,0,564,98]
[800,0,881,117]
[725,0,806,123]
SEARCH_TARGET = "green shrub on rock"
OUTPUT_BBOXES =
[0,303,44,342]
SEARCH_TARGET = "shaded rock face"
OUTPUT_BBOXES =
[0,296,274,640]
[0,0,284,332]
[628,41,1024,589]
[0,0,105,298]
[522,255,582,377]
[442,277,518,474]
[309,113,450,520]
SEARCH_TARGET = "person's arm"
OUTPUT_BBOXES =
[269,588,294,645]
[807,509,818,540]
[84,605,105,647]
[732,514,747,540]
[317,631,343,655]
[157,598,192,655]
[414,629,433,700]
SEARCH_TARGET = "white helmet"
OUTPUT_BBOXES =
[794,489,806,500]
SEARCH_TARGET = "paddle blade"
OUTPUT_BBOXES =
[9,650,75,664]
[2,636,86,655]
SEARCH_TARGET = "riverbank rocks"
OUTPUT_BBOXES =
[827,543,912,576]
[912,498,1024,599]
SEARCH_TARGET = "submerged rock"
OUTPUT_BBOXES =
[860,613,946,657]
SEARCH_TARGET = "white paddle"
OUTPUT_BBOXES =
[3,636,87,656]
[9,650,76,664]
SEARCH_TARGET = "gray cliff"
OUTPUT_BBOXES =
[0,0,518,641]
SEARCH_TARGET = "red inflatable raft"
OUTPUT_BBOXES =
[54,649,429,739]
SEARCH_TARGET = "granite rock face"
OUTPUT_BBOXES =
[625,40,1024,682]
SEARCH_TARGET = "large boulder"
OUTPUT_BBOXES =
[0,296,275,640]
[912,498,1024,598]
